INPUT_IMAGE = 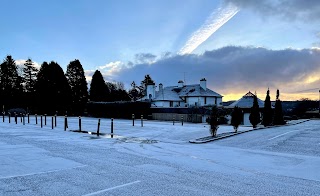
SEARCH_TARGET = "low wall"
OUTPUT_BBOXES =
[152,113,204,123]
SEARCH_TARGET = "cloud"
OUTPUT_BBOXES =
[179,3,239,55]
[134,53,157,64]
[112,46,320,100]
[223,0,320,22]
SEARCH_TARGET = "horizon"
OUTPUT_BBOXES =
[1,0,319,101]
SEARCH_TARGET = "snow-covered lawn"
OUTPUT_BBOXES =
[0,117,319,195]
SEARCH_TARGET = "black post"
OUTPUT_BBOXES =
[181,115,184,126]
[141,115,143,127]
[79,116,81,132]
[44,114,47,125]
[111,118,114,138]
[52,116,54,129]
[35,114,38,124]
[64,115,67,131]
[8,113,11,123]
[41,115,43,128]
[54,115,57,127]
[173,116,175,125]
[20,113,22,123]
[132,114,135,126]
[23,114,25,125]
[97,119,100,136]
[15,112,17,124]
[28,113,30,124]
[2,112,4,122]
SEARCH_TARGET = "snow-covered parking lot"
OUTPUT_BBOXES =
[0,117,319,195]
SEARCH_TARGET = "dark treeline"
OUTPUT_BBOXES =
[0,55,147,116]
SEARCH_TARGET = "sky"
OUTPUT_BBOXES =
[1,0,320,101]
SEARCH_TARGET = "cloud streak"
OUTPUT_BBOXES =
[178,3,239,55]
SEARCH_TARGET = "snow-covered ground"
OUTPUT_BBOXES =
[0,116,319,195]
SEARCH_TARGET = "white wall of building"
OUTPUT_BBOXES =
[243,113,251,125]
[152,101,184,108]
[185,97,221,106]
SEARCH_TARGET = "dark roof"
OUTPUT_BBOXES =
[226,91,264,108]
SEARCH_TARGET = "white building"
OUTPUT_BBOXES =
[140,78,223,108]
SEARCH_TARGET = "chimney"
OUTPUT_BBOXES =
[178,80,184,88]
[159,83,163,91]
[200,78,206,91]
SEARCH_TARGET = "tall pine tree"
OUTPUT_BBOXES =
[35,61,71,114]
[89,70,108,102]
[0,55,23,109]
[65,59,88,115]
[273,89,285,125]
[22,58,38,111]
[249,95,261,128]
[262,89,273,126]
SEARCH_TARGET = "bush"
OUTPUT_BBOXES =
[231,106,243,132]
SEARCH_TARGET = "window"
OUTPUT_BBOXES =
[215,97,217,105]
[204,97,207,105]
[170,101,173,107]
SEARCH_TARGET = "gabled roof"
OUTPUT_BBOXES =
[141,84,223,101]
[177,84,222,97]
[226,91,264,108]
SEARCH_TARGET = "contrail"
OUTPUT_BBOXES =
[179,3,239,55]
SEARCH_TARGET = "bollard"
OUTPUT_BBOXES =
[41,115,43,128]
[44,114,47,125]
[97,119,100,136]
[181,115,184,126]
[27,113,30,124]
[79,116,81,132]
[15,112,17,124]
[9,113,11,123]
[132,114,135,126]
[20,113,22,123]
[52,116,54,129]
[173,116,175,125]
[141,115,143,127]
[23,114,25,125]
[2,112,4,122]
[35,114,38,124]
[64,115,67,131]
[54,115,57,127]
[111,118,114,138]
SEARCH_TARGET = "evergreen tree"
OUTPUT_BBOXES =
[231,106,243,132]
[273,89,285,125]
[209,105,222,137]
[262,89,273,126]
[249,95,261,128]
[0,55,23,109]
[128,81,139,101]
[35,61,71,114]
[22,58,38,93]
[89,70,108,102]
[65,59,88,115]
[22,59,38,111]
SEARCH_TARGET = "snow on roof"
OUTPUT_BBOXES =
[226,91,264,108]
[152,84,222,101]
